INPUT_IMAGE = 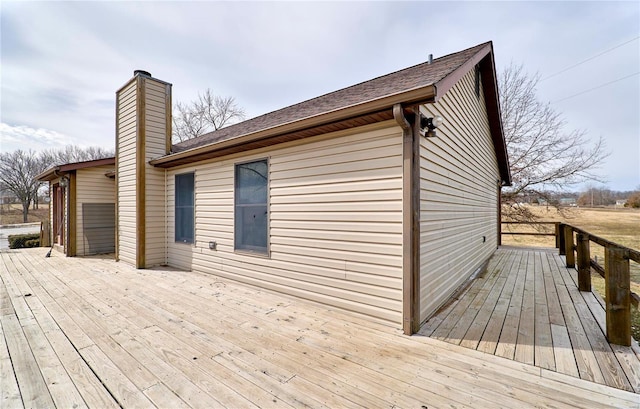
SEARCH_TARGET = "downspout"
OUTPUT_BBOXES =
[165,168,168,266]
[393,104,421,335]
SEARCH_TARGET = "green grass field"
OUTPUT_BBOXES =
[502,206,640,340]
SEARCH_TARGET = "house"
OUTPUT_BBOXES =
[36,158,116,256]
[113,41,510,334]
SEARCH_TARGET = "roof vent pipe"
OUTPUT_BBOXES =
[134,70,152,77]
[428,54,433,64]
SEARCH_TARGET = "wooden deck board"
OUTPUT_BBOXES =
[494,249,527,359]
[534,251,556,370]
[552,254,633,391]
[0,288,23,409]
[476,250,521,354]
[2,248,639,408]
[425,246,640,395]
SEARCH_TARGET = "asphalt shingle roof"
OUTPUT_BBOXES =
[173,42,490,153]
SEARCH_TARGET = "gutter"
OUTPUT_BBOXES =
[150,86,436,167]
[393,103,421,336]
[35,167,62,182]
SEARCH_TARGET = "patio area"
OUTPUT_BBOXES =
[1,247,639,408]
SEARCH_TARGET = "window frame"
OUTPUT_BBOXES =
[174,172,195,244]
[234,158,269,256]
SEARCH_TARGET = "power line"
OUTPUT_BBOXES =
[550,71,640,103]
[541,36,640,81]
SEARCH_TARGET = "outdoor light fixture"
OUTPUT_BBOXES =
[420,114,443,137]
[59,176,69,188]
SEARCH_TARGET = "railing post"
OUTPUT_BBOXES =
[555,222,561,250]
[558,223,566,256]
[605,246,631,346]
[564,225,575,268]
[576,233,591,292]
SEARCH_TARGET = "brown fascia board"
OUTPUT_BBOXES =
[432,42,492,102]
[36,167,60,182]
[433,41,511,186]
[150,86,436,168]
[148,41,510,181]
[36,157,116,181]
[480,51,511,186]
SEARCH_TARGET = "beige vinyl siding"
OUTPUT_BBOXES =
[116,80,138,265]
[167,124,404,325]
[144,79,169,266]
[419,69,500,323]
[75,166,115,256]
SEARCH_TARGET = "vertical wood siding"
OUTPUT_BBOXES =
[418,69,500,323]
[167,124,404,325]
[144,79,169,266]
[75,166,115,256]
[116,80,138,265]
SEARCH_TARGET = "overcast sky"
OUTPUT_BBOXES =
[1,1,638,191]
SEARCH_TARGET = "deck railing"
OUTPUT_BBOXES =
[501,221,639,346]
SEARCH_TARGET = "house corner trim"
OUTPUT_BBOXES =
[136,76,146,269]
[394,104,420,335]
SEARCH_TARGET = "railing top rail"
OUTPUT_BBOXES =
[499,220,640,264]
[501,221,558,225]
[565,223,640,264]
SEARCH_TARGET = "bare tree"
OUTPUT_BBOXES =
[577,185,616,207]
[626,191,640,208]
[172,88,245,143]
[0,146,114,222]
[34,145,113,209]
[40,145,114,166]
[499,64,609,221]
[0,150,46,222]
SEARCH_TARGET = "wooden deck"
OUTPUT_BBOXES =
[420,246,640,395]
[1,248,639,408]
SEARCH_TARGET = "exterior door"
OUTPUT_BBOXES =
[53,184,65,245]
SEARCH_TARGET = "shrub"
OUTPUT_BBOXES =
[8,233,40,249]
[625,191,640,208]
[24,239,40,248]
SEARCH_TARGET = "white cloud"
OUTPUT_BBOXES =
[0,123,78,152]
[1,1,638,190]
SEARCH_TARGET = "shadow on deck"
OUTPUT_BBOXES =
[420,246,640,393]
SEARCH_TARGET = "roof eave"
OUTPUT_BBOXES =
[35,167,61,182]
[35,157,117,182]
[478,46,511,186]
[433,41,511,186]
[150,85,436,168]
[433,42,492,102]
